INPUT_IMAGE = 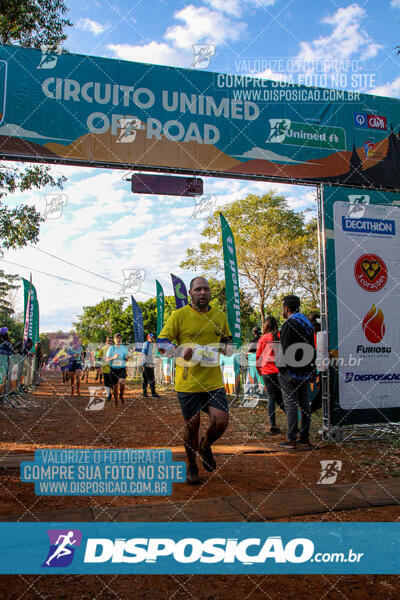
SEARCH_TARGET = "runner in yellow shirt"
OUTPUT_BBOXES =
[157,277,233,485]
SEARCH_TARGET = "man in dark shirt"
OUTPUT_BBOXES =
[277,295,316,450]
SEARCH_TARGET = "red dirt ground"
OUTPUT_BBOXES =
[0,371,399,599]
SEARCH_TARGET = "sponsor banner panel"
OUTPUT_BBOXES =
[0,522,397,574]
[1,45,400,189]
[332,198,400,410]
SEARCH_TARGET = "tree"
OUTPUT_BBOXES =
[0,269,20,315]
[207,277,259,340]
[0,0,71,48]
[0,269,24,345]
[74,296,178,346]
[180,193,316,328]
[39,332,50,357]
[74,299,131,345]
[0,0,70,252]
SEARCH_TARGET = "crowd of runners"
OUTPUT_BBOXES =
[48,276,319,485]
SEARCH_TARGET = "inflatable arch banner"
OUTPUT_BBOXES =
[0,45,400,190]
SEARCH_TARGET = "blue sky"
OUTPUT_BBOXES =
[3,0,400,331]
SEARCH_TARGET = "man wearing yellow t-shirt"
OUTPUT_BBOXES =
[157,277,233,485]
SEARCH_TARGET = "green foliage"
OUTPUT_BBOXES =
[208,277,258,341]
[265,293,320,328]
[0,0,72,48]
[74,299,131,345]
[0,269,19,315]
[180,192,319,327]
[0,311,23,345]
[74,296,178,346]
[0,1,69,253]
[39,332,50,356]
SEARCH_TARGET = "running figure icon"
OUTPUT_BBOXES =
[45,531,77,566]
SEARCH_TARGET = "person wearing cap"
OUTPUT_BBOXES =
[248,326,262,353]
[141,333,160,398]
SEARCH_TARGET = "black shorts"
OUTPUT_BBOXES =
[110,367,127,385]
[68,360,82,372]
[177,387,228,421]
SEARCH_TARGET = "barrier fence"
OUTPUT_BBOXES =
[126,352,320,411]
[0,354,40,409]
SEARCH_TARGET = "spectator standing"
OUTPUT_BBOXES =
[141,333,160,398]
[256,316,284,435]
[247,326,261,353]
[0,328,13,355]
[277,295,316,451]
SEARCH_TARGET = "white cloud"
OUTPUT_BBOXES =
[205,0,242,17]
[205,0,275,16]
[253,67,289,81]
[107,41,186,67]
[77,18,109,36]
[108,3,246,67]
[371,76,400,98]
[165,5,245,49]
[391,0,400,7]
[297,4,381,66]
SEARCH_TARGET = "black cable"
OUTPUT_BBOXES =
[0,258,127,296]
[26,243,154,298]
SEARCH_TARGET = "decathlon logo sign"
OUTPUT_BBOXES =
[83,536,314,564]
[342,216,395,235]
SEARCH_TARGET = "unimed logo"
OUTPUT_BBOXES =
[83,536,315,564]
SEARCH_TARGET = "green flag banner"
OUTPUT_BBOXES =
[220,213,241,347]
[156,280,165,338]
[23,278,39,347]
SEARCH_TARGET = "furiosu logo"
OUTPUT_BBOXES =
[362,304,385,343]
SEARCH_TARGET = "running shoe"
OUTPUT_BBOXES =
[278,440,297,450]
[186,464,201,485]
[198,437,216,472]
[268,426,281,435]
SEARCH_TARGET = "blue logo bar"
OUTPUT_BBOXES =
[0,522,399,574]
[342,216,396,235]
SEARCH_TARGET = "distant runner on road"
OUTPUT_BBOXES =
[66,336,82,395]
[98,337,113,401]
[157,276,233,485]
[106,333,129,406]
